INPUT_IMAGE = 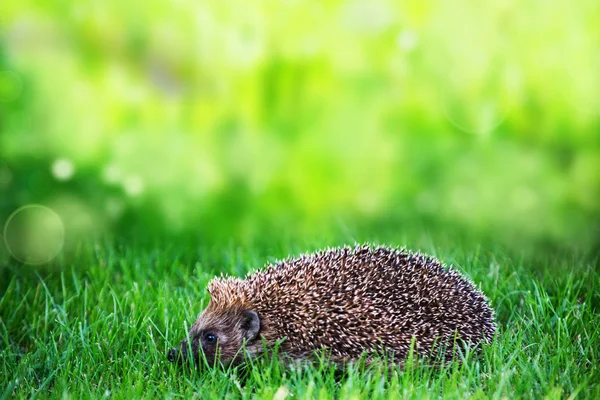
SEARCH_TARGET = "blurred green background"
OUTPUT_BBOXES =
[1,0,599,257]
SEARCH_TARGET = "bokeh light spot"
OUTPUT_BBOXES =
[397,30,418,52]
[102,164,122,184]
[439,64,518,134]
[51,158,75,181]
[3,205,65,265]
[0,70,23,102]
[123,175,144,196]
[441,96,508,134]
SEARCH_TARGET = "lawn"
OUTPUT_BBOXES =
[1,227,598,399]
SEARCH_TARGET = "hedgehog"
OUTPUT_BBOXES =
[168,244,496,367]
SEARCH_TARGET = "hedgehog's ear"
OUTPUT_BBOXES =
[241,310,260,341]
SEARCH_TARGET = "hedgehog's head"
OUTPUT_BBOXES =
[168,278,262,367]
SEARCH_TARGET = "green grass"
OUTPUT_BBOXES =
[1,230,599,399]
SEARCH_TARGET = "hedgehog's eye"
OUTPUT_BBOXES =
[203,332,217,344]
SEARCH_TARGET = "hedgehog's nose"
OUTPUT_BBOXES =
[167,347,178,363]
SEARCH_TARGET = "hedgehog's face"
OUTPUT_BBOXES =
[168,307,261,367]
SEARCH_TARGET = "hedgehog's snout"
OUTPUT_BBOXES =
[167,338,192,364]
[167,347,178,363]
[167,345,186,363]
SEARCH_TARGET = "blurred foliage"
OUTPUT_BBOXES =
[0,0,599,252]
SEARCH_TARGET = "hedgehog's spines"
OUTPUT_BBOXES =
[198,245,496,364]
